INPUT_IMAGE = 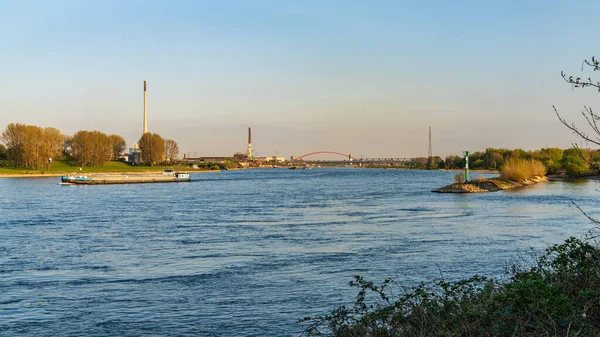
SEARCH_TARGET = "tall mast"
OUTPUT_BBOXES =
[428,126,432,158]
[143,81,147,134]
[247,127,252,160]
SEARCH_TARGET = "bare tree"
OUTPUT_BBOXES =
[555,56,600,147]
[164,139,179,161]
[556,57,600,230]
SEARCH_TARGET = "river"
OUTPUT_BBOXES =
[0,168,598,336]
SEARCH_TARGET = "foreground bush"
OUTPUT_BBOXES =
[500,158,546,181]
[300,237,600,337]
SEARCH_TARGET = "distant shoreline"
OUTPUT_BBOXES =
[0,170,218,179]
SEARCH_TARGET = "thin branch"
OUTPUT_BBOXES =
[583,56,600,71]
[554,106,600,147]
[572,200,600,224]
[561,71,600,91]
[581,107,600,139]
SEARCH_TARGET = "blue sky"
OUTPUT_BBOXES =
[1,1,599,158]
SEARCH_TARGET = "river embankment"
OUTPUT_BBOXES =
[0,169,221,178]
[433,176,548,193]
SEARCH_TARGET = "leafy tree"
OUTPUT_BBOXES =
[72,130,111,167]
[426,156,442,169]
[510,148,530,159]
[1,123,64,169]
[539,148,563,174]
[138,133,164,166]
[0,143,6,160]
[21,125,43,168]
[63,135,73,160]
[108,134,126,160]
[471,159,484,169]
[561,148,590,176]
[444,155,460,169]
[451,155,465,169]
[485,150,505,169]
[164,139,179,161]
[1,123,25,167]
[590,150,600,170]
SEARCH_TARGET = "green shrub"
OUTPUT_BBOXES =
[561,148,591,176]
[300,237,600,337]
[500,158,546,181]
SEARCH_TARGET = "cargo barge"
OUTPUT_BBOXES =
[61,170,191,185]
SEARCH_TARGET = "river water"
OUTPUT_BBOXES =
[0,168,598,336]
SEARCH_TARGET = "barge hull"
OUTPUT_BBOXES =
[61,171,191,185]
[66,179,190,185]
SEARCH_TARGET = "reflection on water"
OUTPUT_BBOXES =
[0,169,598,336]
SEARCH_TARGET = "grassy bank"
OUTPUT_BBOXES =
[0,160,214,176]
[300,235,600,337]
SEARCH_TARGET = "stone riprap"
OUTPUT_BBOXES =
[433,176,548,193]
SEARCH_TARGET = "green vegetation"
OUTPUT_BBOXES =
[109,134,126,160]
[300,236,600,337]
[1,123,64,169]
[0,160,209,175]
[561,148,591,176]
[453,172,465,183]
[445,147,599,175]
[301,56,600,337]
[363,147,598,176]
[1,123,183,169]
[500,158,546,181]
[71,130,114,167]
[138,132,165,166]
[192,158,238,171]
[0,144,6,160]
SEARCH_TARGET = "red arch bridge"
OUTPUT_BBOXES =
[291,151,413,164]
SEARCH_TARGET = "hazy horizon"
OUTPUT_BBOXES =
[2,1,600,159]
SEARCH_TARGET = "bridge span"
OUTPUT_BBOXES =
[292,151,414,164]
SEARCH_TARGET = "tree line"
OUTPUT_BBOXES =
[437,147,594,176]
[362,147,596,176]
[0,123,179,168]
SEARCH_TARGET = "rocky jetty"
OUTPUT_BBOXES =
[433,176,548,193]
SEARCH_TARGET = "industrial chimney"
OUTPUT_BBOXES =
[247,127,252,160]
[143,81,147,134]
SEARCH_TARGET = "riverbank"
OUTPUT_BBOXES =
[548,173,600,180]
[0,160,228,178]
[0,170,219,178]
[433,176,548,193]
